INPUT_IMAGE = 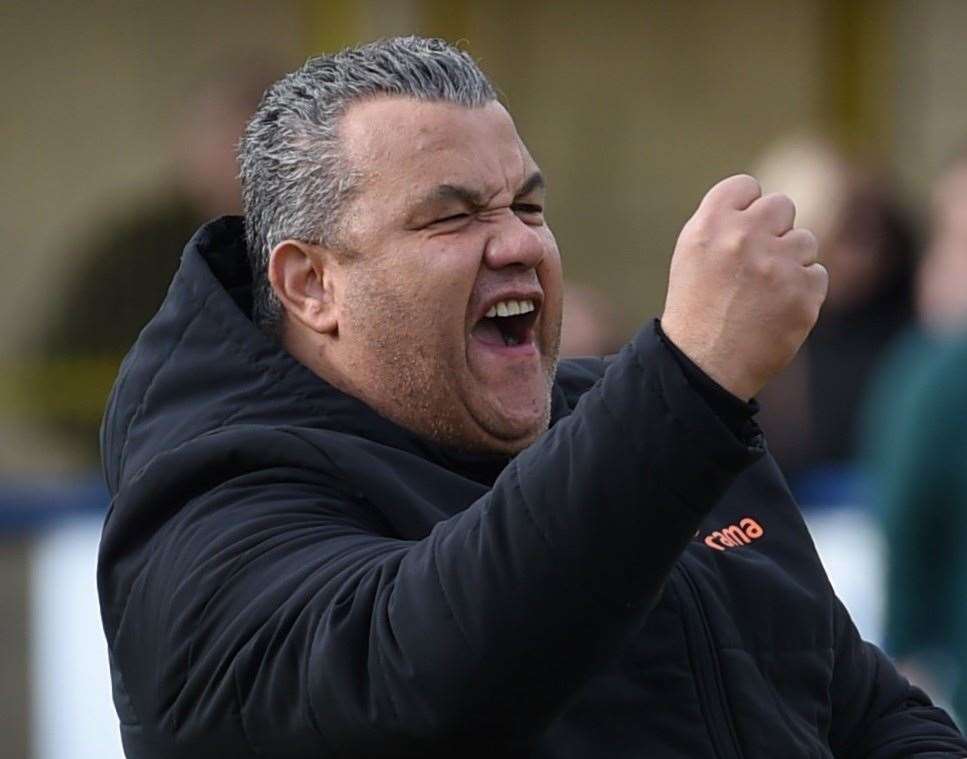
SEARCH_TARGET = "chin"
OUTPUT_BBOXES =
[476,371,556,452]
[478,402,551,454]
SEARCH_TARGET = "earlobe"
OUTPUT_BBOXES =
[267,240,339,335]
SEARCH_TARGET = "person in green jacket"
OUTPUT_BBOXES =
[864,145,967,728]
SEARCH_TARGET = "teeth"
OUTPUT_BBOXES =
[485,299,536,318]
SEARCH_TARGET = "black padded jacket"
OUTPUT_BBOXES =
[98,217,967,757]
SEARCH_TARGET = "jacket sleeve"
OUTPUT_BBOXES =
[100,323,762,756]
[826,597,967,757]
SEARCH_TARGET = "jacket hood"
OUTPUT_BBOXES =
[101,216,589,495]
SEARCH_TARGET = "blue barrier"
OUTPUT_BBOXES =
[0,475,109,533]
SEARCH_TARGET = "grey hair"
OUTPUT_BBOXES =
[238,36,498,335]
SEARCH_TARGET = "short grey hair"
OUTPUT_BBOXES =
[238,36,498,334]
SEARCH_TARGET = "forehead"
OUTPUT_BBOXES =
[339,96,538,202]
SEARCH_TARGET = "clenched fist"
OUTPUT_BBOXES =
[661,174,828,401]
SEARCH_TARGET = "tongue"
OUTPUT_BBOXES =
[471,318,506,347]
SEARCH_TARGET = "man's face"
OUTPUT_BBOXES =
[326,97,563,454]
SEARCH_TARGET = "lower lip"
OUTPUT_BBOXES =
[469,333,539,358]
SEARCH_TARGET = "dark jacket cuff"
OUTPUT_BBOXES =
[620,322,765,515]
[654,319,761,445]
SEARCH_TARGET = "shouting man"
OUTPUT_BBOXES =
[98,37,966,757]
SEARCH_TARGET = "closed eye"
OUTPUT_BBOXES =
[513,203,544,222]
[433,212,471,225]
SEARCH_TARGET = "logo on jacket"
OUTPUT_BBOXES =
[702,517,764,551]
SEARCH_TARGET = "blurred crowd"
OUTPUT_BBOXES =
[17,67,967,734]
[758,132,967,724]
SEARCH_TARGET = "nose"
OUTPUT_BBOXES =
[483,213,546,271]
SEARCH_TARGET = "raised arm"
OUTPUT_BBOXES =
[99,323,759,756]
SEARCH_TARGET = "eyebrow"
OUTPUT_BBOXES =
[516,171,546,199]
[416,170,546,213]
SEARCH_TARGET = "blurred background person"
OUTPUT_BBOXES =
[27,59,281,469]
[753,134,918,503]
[916,144,967,335]
[861,143,967,728]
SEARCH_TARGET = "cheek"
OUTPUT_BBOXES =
[349,253,475,348]
[417,239,483,309]
[398,236,481,286]
[341,265,419,340]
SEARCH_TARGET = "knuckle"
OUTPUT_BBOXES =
[756,193,794,221]
[677,222,709,254]
[732,227,751,250]
[799,228,818,249]
[754,254,780,282]
[726,222,756,252]
[734,173,761,192]
[775,193,795,213]
[715,173,761,201]
[684,212,712,240]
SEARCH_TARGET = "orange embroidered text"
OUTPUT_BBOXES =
[703,518,764,551]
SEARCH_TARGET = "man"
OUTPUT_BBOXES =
[36,58,280,466]
[864,143,967,729]
[98,37,967,757]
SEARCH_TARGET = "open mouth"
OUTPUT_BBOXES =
[471,298,540,348]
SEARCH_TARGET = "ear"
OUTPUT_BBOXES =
[267,239,339,335]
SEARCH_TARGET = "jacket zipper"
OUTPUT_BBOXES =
[673,561,744,759]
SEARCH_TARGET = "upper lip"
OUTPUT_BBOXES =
[473,289,544,325]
